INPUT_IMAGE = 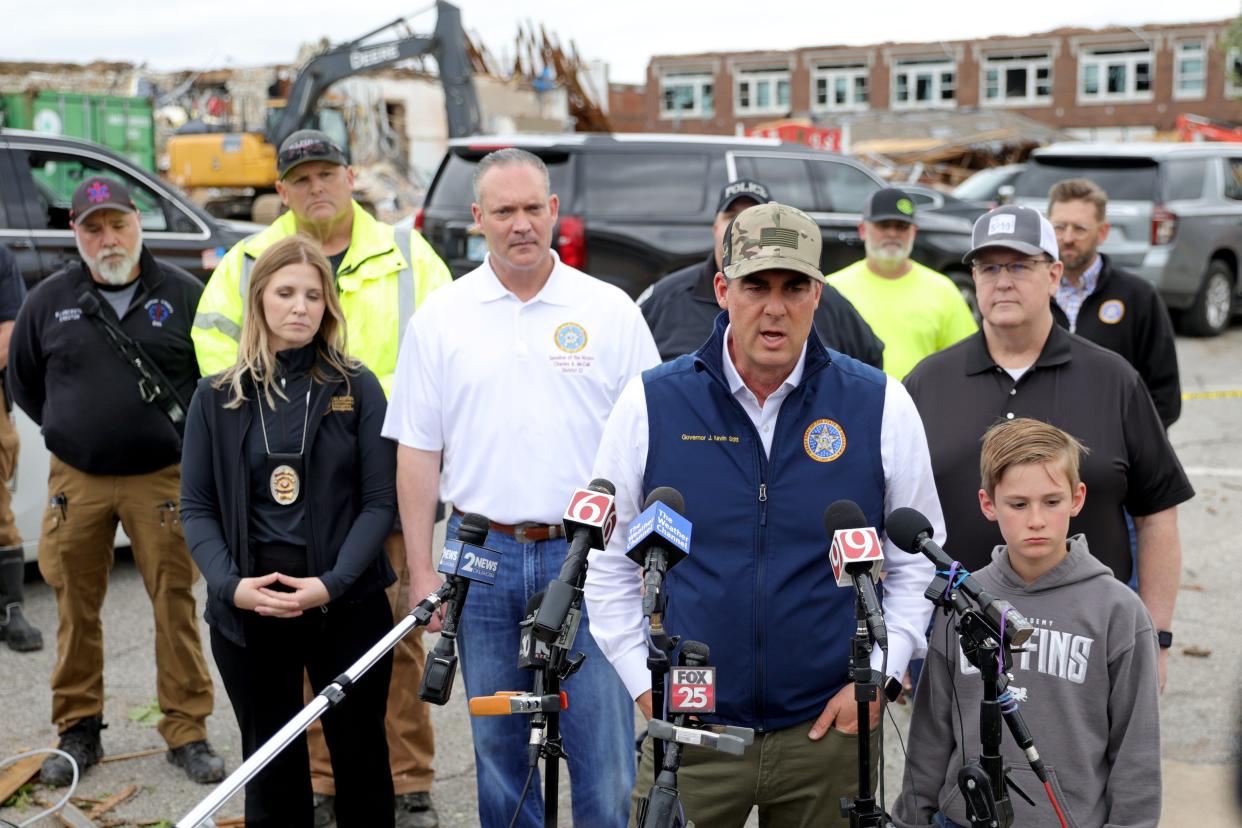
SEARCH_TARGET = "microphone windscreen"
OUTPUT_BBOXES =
[457,512,491,546]
[643,486,685,515]
[680,640,710,666]
[77,292,101,315]
[468,696,514,716]
[588,478,616,496]
[823,499,867,538]
[885,507,935,554]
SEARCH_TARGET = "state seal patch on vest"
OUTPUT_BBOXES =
[1098,299,1125,324]
[554,322,588,353]
[804,418,846,463]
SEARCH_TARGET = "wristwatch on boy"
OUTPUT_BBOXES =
[1157,630,1173,649]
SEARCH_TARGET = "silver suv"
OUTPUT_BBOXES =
[1012,142,1242,336]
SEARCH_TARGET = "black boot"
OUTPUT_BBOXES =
[0,546,42,652]
[40,715,105,787]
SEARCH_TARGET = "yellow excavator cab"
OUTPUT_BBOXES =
[167,132,278,190]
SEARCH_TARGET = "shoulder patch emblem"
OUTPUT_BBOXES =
[804,418,846,463]
[145,298,174,327]
[1098,299,1125,324]
[554,322,588,353]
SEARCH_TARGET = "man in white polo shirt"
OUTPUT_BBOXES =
[383,148,658,828]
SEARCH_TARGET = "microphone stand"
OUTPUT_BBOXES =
[840,591,886,828]
[645,570,678,782]
[923,572,1042,828]
[176,583,456,828]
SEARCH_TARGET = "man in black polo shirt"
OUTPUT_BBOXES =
[1048,178,1181,428]
[904,204,1193,689]
[638,179,884,367]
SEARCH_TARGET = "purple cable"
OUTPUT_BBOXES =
[944,562,961,599]
[997,607,1016,675]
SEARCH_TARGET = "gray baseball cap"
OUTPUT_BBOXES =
[964,204,1059,264]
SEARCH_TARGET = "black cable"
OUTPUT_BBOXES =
[878,649,887,818]
[945,609,968,756]
[885,703,908,758]
[507,764,537,828]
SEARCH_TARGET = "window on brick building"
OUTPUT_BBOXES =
[892,57,956,109]
[981,51,1052,106]
[735,69,791,116]
[659,73,714,119]
[811,63,869,112]
[1079,45,1154,102]
[1174,40,1206,100]
[1226,49,1242,99]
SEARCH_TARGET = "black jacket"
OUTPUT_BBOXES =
[8,249,202,475]
[1051,255,1181,428]
[639,253,885,367]
[180,357,396,646]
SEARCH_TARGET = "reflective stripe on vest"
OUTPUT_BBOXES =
[238,230,416,345]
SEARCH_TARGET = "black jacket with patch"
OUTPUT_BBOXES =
[179,355,396,646]
[1051,255,1181,427]
[8,249,203,475]
[639,253,885,368]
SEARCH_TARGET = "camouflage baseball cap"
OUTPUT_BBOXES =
[721,202,824,283]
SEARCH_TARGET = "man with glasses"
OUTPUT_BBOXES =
[1048,178,1181,428]
[904,205,1193,691]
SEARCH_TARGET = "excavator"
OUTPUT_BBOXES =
[166,0,480,223]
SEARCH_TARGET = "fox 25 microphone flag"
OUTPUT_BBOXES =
[624,495,692,567]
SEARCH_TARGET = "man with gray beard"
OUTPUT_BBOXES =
[827,188,977,379]
[7,177,224,788]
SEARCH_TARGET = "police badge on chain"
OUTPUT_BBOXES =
[266,453,304,506]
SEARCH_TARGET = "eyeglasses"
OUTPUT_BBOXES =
[972,259,1051,281]
[1051,222,1095,238]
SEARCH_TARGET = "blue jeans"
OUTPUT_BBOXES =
[449,514,636,828]
[934,812,968,828]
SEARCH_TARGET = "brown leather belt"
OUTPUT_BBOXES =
[452,507,565,543]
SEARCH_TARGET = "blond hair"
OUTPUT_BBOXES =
[212,235,359,408]
[1047,178,1108,223]
[979,418,1088,497]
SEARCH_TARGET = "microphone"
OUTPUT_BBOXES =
[824,500,888,651]
[419,513,499,705]
[886,507,1034,648]
[517,592,551,671]
[532,479,617,644]
[623,487,692,619]
[468,691,568,717]
[77,291,102,316]
[646,719,750,756]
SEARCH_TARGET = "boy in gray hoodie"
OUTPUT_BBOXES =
[894,418,1161,828]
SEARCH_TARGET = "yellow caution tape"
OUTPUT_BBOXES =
[1182,390,1242,400]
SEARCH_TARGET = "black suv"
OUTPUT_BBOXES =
[0,129,258,286]
[417,134,975,301]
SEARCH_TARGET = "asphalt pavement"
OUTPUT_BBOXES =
[2,327,1240,827]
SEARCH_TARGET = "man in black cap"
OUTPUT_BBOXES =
[904,204,1193,691]
[826,187,977,379]
[8,176,224,786]
[638,179,883,367]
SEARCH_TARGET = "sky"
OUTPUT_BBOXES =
[2,0,1240,84]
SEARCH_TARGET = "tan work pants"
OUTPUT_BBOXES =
[0,408,21,548]
[308,531,436,795]
[37,455,214,748]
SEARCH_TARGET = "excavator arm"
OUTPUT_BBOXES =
[267,0,480,149]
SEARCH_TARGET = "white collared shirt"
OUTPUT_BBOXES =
[585,332,944,700]
[383,251,660,524]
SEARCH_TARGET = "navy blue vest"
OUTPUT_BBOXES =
[642,313,888,731]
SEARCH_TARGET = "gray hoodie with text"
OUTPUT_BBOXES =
[893,535,1161,828]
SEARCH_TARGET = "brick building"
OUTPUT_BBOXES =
[640,19,1242,141]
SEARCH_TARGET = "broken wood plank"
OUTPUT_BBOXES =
[100,746,166,764]
[85,783,138,820]
[0,751,45,804]
[53,801,97,828]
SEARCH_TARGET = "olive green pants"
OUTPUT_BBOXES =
[630,717,880,828]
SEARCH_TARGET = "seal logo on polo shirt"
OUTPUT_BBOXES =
[1098,299,1125,324]
[554,322,588,353]
[804,418,846,463]
[145,298,174,327]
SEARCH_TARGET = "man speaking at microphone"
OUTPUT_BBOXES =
[383,148,659,827]
[585,202,945,827]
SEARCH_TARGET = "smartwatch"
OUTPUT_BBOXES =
[1157,630,1173,649]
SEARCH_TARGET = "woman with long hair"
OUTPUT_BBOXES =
[181,235,396,827]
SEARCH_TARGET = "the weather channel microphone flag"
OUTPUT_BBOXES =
[437,534,502,586]
[624,496,692,566]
